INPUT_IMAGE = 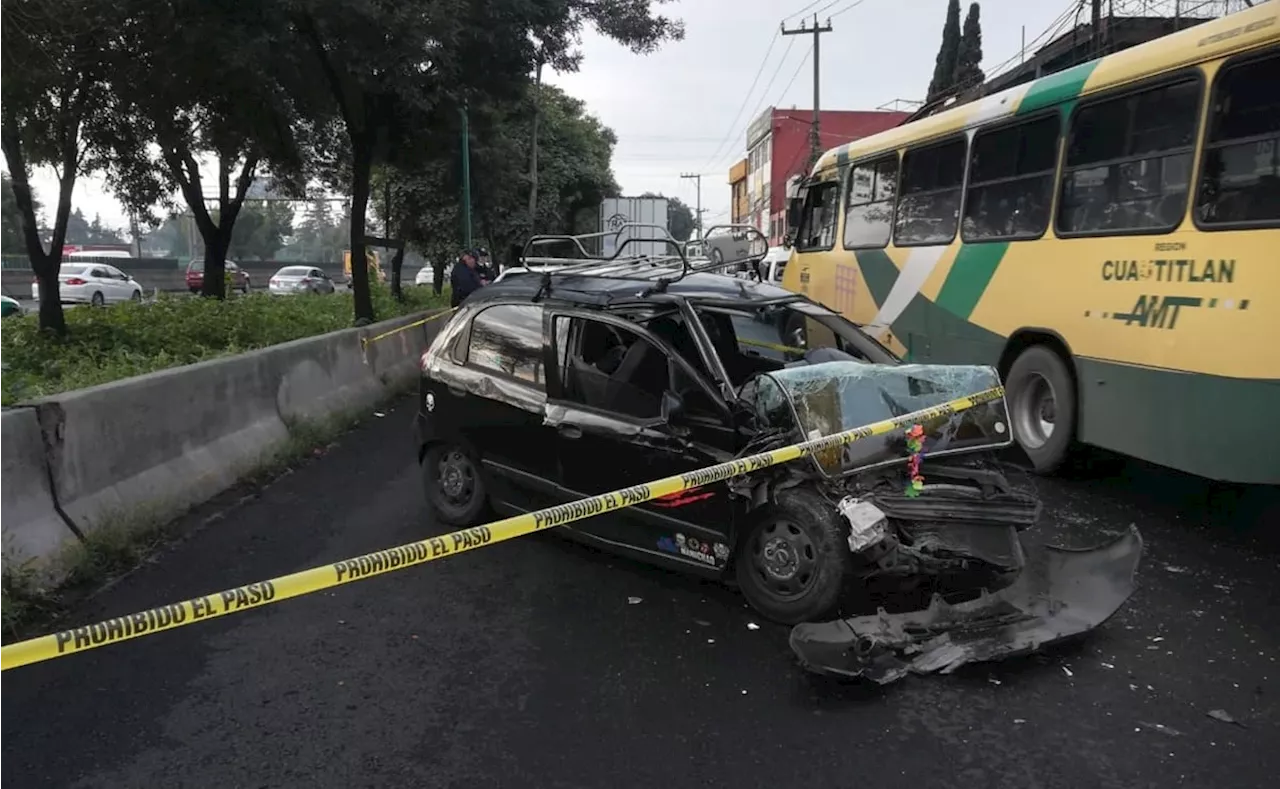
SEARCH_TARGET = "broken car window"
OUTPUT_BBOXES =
[554,316,670,421]
[695,302,875,388]
[758,362,1010,476]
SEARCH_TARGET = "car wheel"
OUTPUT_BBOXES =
[422,443,488,526]
[1006,344,1076,474]
[735,488,852,625]
[90,291,105,307]
[131,290,142,302]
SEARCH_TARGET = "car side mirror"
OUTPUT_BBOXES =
[660,390,685,422]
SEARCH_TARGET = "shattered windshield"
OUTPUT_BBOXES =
[755,361,1011,476]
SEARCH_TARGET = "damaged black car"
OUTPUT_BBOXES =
[413,226,1143,681]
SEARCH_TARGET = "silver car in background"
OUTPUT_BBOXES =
[31,263,144,306]
[268,265,336,296]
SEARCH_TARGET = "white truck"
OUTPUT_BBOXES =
[598,197,671,258]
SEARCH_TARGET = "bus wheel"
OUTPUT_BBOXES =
[1006,345,1076,474]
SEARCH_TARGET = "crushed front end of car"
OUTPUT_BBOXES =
[734,361,1144,683]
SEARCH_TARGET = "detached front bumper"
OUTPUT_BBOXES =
[790,525,1143,684]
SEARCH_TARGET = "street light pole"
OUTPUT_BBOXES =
[460,103,473,249]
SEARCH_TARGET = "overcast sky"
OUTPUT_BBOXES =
[19,0,1105,236]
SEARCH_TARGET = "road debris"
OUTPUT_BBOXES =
[746,622,760,631]
[1207,709,1244,727]
[1062,666,1074,678]
[627,597,642,605]
[1137,721,1183,737]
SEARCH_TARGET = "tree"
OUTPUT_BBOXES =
[377,81,620,293]
[1,0,115,333]
[99,1,307,299]
[291,0,543,324]
[955,3,985,91]
[227,201,294,260]
[1,173,40,254]
[926,0,962,103]
[524,1,684,232]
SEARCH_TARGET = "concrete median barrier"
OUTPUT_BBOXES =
[1,408,79,571]
[1,310,446,580]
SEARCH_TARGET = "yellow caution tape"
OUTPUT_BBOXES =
[0,385,1004,671]
[360,308,457,349]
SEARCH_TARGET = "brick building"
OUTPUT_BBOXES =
[738,107,908,244]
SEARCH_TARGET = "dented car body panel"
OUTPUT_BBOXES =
[413,260,1143,679]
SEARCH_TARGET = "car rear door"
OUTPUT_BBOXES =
[423,302,563,514]
[544,309,738,576]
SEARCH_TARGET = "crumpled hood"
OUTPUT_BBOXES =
[740,361,1013,477]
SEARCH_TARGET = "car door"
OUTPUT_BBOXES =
[425,302,563,514]
[104,266,133,300]
[545,309,739,576]
[85,267,113,301]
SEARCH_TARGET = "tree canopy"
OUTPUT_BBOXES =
[2,0,684,328]
[926,1,985,102]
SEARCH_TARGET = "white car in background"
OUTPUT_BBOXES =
[268,265,336,295]
[32,263,144,306]
[414,265,436,286]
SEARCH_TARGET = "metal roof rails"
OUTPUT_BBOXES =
[512,221,768,298]
[515,222,770,298]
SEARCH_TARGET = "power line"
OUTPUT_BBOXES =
[782,1,835,23]
[829,0,872,21]
[696,30,781,172]
[703,36,798,176]
[773,44,814,108]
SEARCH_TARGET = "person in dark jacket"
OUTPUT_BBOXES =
[450,249,486,307]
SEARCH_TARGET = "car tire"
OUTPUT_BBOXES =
[422,443,488,526]
[1006,344,1076,474]
[735,488,852,625]
[131,290,142,302]
[90,291,105,307]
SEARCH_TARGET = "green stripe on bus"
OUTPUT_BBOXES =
[935,242,1009,320]
[1016,60,1100,115]
[852,248,898,307]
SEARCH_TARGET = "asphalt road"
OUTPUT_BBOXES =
[2,397,1277,789]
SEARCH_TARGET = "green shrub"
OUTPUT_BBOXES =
[0,285,450,404]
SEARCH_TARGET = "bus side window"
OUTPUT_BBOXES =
[894,137,967,246]
[843,155,898,249]
[1195,49,1280,228]
[1058,77,1202,235]
[795,182,840,251]
[963,115,1059,242]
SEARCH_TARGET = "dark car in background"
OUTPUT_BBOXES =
[186,260,251,294]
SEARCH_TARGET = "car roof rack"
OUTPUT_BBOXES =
[516,222,770,299]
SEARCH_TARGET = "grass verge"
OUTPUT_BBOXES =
[0,389,411,639]
[1,284,450,404]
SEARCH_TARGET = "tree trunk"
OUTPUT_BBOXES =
[1,115,73,335]
[526,56,544,234]
[349,135,376,324]
[201,230,231,299]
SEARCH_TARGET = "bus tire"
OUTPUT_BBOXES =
[1006,345,1076,474]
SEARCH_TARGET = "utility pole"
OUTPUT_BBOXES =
[680,172,703,240]
[460,103,473,249]
[1092,0,1103,58]
[781,14,833,167]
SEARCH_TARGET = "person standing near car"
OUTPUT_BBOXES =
[450,249,486,307]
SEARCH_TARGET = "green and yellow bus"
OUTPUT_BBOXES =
[781,2,1280,485]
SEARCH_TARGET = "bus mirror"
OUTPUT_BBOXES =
[786,197,804,233]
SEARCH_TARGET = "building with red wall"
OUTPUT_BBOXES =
[739,107,908,244]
